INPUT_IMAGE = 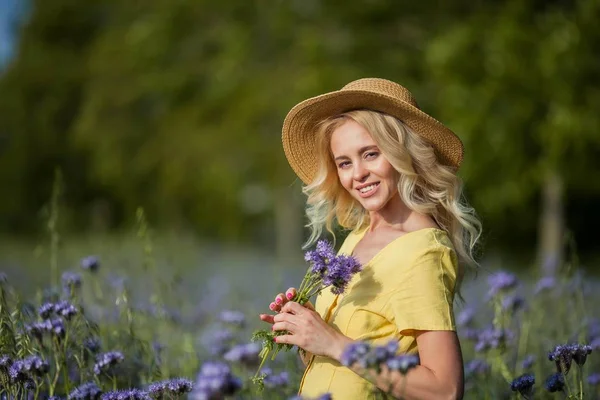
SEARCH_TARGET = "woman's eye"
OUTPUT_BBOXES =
[365,152,379,159]
[338,161,351,168]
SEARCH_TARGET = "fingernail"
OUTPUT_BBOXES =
[271,326,275,331]
[286,293,293,300]
[275,297,282,305]
[273,337,277,343]
[269,302,276,310]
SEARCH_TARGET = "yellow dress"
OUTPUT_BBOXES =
[298,227,458,399]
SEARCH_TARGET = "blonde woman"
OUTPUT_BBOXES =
[259,78,481,399]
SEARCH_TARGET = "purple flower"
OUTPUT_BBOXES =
[62,272,82,288]
[147,378,193,396]
[55,300,78,320]
[218,310,246,328]
[100,389,150,400]
[202,328,234,356]
[260,367,290,389]
[304,240,337,275]
[322,254,362,295]
[340,342,371,368]
[386,354,419,374]
[475,327,511,352]
[465,359,490,377]
[534,276,556,295]
[591,337,600,351]
[193,361,241,399]
[39,302,55,319]
[68,382,103,400]
[510,374,535,398]
[80,256,100,272]
[84,337,101,353]
[223,343,261,368]
[487,271,518,297]
[0,354,12,373]
[548,344,592,373]
[501,295,525,313]
[544,373,565,393]
[521,355,535,370]
[588,373,600,386]
[94,351,124,375]
[457,308,475,328]
[0,272,7,283]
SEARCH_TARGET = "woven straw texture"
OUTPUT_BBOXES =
[281,78,464,184]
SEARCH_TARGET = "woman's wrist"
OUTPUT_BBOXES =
[329,334,354,362]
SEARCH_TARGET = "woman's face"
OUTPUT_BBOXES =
[330,120,400,213]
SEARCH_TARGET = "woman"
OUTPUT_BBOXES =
[259,78,481,399]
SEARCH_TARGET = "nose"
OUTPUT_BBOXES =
[352,161,369,182]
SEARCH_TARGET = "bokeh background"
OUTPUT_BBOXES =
[1,1,600,399]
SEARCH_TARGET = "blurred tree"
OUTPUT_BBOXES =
[424,0,600,267]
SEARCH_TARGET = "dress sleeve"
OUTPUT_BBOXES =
[384,245,458,335]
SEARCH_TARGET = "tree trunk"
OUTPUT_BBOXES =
[273,185,304,267]
[537,171,564,275]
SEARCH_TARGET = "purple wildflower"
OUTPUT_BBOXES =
[218,310,246,328]
[501,294,525,313]
[0,272,7,283]
[487,271,518,297]
[461,328,479,341]
[323,254,362,295]
[68,382,103,400]
[223,343,261,368]
[475,327,511,352]
[534,276,556,295]
[340,342,371,368]
[510,374,535,398]
[521,354,535,370]
[8,355,49,384]
[591,337,600,351]
[202,328,234,356]
[0,354,13,372]
[193,361,241,399]
[55,300,78,320]
[386,354,420,374]
[260,367,289,389]
[62,272,82,288]
[100,389,150,400]
[465,359,490,377]
[304,240,336,275]
[457,308,475,328]
[148,378,194,397]
[84,337,101,353]
[544,373,565,393]
[548,344,592,373]
[80,256,100,272]
[39,302,55,319]
[94,351,125,375]
[588,373,600,386]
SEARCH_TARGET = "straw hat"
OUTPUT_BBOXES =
[281,78,464,184]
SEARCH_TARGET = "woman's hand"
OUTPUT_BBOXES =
[258,287,314,325]
[271,301,354,361]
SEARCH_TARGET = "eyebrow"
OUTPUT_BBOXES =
[334,145,379,161]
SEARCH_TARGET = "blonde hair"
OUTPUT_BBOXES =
[303,110,482,294]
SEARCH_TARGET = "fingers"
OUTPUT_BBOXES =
[259,313,275,324]
[281,301,306,314]
[285,287,297,301]
[270,288,298,313]
[272,319,296,333]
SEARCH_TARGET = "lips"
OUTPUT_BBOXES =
[356,182,380,193]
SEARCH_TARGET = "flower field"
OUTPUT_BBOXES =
[1,227,599,399]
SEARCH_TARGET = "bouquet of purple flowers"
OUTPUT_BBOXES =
[252,240,362,379]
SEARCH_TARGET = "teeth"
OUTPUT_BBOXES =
[359,184,377,193]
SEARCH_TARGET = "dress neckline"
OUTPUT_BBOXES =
[349,227,446,268]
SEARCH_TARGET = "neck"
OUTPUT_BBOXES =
[367,194,437,232]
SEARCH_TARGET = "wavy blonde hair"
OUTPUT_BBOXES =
[303,110,482,294]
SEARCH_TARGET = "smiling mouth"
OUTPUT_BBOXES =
[357,182,380,194]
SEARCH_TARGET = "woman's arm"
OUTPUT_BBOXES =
[332,331,464,400]
[272,303,463,400]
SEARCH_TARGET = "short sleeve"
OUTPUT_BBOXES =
[384,245,458,334]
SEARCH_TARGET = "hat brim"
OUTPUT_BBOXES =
[282,89,464,184]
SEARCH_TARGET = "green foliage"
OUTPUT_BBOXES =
[1,0,600,255]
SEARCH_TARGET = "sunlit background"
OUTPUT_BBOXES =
[0,1,599,399]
